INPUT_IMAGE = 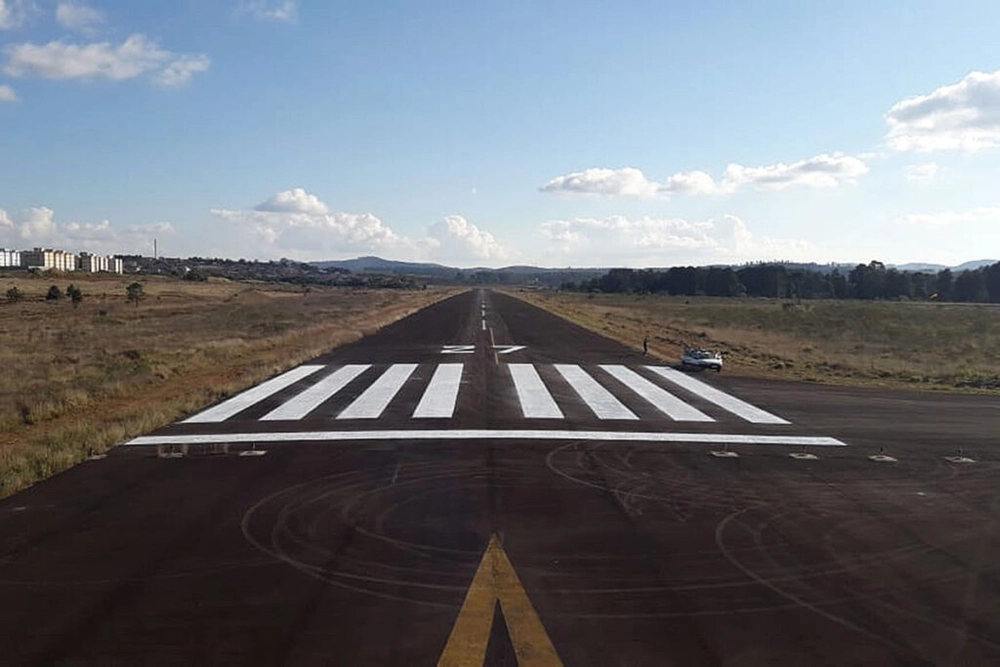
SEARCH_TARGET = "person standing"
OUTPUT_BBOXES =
[643,335,649,356]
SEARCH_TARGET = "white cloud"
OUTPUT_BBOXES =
[896,206,1000,228]
[55,2,104,32]
[660,170,719,196]
[720,153,869,191]
[154,54,211,88]
[538,214,813,265]
[886,69,1000,152]
[0,0,29,30]
[213,188,514,265]
[426,215,512,262]
[0,83,17,102]
[254,187,329,215]
[18,206,56,240]
[3,33,210,87]
[540,153,868,198]
[0,206,173,254]
[903,163,940,181]
[238,0,297,22]
[539,167,661,198]
[213,189,406,258]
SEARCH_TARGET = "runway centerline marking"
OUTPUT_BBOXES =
[509,364,563,419]
[126,430,847,447]
[413,364,464,419]
[555,364,638,420]
[260,364,369,421]
[645,366,790,425]
[337,364,418,420]
[437,534,563,667]
[600,365,714,422]
[183,365,324,423]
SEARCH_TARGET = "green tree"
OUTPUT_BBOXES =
[66,284,84,308]
[6,285,24,303]
[953,269,988,303]
[935,268,953,300]
[126,281,145,307]
[46,285,63,300]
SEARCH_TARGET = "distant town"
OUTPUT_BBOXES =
[0,247,124,274]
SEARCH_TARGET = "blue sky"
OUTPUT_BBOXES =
[2,0,1000,267]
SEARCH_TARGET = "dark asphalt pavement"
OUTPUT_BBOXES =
[2,289,999,665]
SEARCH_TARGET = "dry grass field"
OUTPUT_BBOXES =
[0,272,458,497]
[514,290,1000,393]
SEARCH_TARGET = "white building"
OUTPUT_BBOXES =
[76,252,124,274]
[0,249,21,268]
[21,248,76,272]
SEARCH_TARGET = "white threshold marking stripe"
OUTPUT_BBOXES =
[645,366,790,425]
[126,430,846,447]
[509,363,563,419]
[260,364,370,421]
[413,364,464,418]
[338,364,418,419]
[183,365,325,423]
[601,365,714,422]
[555,364,637,420]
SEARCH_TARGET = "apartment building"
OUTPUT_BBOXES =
[15,248,124,273]
[21,248,76,272]
[0,248,21,268]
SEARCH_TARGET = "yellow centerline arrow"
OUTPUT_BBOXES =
[437,534,563,667]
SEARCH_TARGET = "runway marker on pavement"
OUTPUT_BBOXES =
[494,345,526,355]
[509,364,563,419]
[554,364,638,420]
[413,364,464,419]
[437,534,563,667]
[183,365,325,423]
[442,345,475,354]
[600,365,714,422]
[338,364,418,419]
[260,364,369,421]
[127,430,848,447]
[645,366,789,424]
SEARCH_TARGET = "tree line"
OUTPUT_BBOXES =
[562,261,1000,303]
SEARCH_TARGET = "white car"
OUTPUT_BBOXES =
[681,345,723,372]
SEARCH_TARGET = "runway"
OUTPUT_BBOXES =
[2,289,999,665]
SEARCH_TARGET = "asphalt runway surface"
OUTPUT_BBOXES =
[2,289,1000,665]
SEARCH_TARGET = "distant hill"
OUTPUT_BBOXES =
[894,263,947,273]
[310,256,998,287]
[951,259,998,272]
[314,256,452,275]
[310,256,606,287]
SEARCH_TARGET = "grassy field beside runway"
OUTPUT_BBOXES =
[511,290,1000,393]
[0,273,458,497]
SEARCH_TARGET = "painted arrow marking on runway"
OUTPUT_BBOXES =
[437,534,563,667]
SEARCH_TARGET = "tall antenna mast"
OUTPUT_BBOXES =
[154,238,158,259]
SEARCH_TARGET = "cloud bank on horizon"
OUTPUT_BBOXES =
[1,3,999,267]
